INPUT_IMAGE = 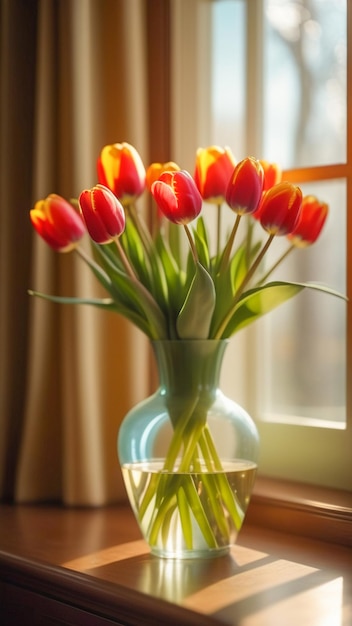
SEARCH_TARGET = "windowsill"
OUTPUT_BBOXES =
[0,494,351,625]
[247,475,352,547]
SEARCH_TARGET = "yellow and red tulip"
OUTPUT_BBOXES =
[258,182,303,236]
[193,146,236,204]
[146,161,180,191]
[97,142,146,206]
[288,195,328,247]
[30,194,86,252]
[226,157,264,215]
[259,160,282,191]
[79,184,125,244]
[151,170,202,225]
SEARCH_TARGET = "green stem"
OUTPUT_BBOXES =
[126,202,154,255]
[184,223,199,263]
[178,422,204,471]
[148,473,218,550]
[201,473,230,539]
[219,214,241,273]
[245,219,254,269]
[75,245,113,288]
[162,396,200,470]
[180,477,218,548]
[114,237,168,339]
[161,501,178,547]
[177,486,193,549]
[216,203,222,257]
[114,236,139,280]
[138,395,200,519]
[214,232,275,338]
[197,428,243,529]
[148,487,178,546]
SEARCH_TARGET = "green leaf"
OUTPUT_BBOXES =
[209,234,262,336]
[147,243,169,311]
[28,290,117,310]
[84,243,168,339]
[28,290,154,336]
[155,232,186,312]
[120,220,153,288]
[176,262,216,339]
[230,240,261,292]
[119,221,170,314]
[219,280,347,338]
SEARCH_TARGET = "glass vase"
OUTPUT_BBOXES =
[118,339,259,559]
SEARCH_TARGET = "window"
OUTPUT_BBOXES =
[170,0,351,490]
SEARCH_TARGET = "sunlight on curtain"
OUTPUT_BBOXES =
[14,0,150,505]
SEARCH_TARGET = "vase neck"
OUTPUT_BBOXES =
[151,340,228,396]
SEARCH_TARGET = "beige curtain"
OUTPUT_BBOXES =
[0,0,170,505]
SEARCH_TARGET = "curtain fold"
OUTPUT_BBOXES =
[1,0,157,505]
[0,0,38,501]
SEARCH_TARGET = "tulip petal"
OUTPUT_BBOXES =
[152,180,178,218]
[30,194,85,252]
[226,157,264,215]
[289,195,328,247]
[98,142,146,204]
[259,183,303,236]
[152,170,202,225]
[194,145,236,203]
[79,185,125,244]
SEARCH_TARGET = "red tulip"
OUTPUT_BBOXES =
[226,157,264,215]
[146,161,180,191]
[259,160,282,191]
[79,184,125,244]
[288,195,328,247]
[30,194,85,252]
[97,142,146,205]
[194,146,236,203]
[151,170,202,225]
[259,182,303,236]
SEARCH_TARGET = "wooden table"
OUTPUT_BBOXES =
[0,503,351,625]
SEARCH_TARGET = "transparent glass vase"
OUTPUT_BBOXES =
[118,339,259,559]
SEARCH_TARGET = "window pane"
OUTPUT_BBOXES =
[211,0,246,156]
[263,0,347,168]
[257,179,346,425]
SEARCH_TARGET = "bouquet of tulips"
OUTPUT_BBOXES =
[30,142,341,341]
[30,143,344,553]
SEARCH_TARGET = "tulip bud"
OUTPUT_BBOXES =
[30,194,86,252]
[226,157,264,215]
[146,161,180,191]
[288,195,328,247]
[259,182,303,236]
[97,142,146,206]
[259,160,282,190]
[151,170,203,225]
[194,145,236,204]
[79,184,126,244]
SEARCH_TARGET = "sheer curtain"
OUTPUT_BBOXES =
[0,0,169,505]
